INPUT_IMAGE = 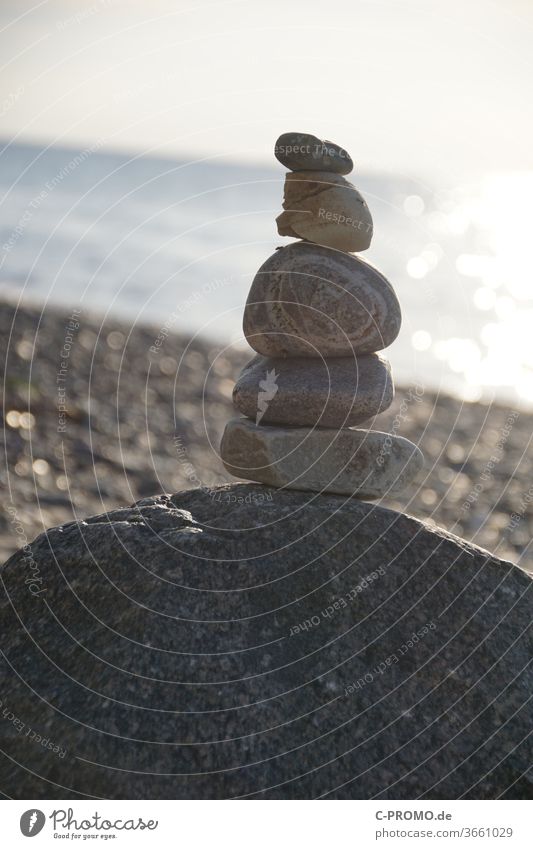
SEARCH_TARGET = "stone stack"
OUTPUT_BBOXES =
[220,131,423,498]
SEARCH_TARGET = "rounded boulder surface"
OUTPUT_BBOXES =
[277,171,373,252]
[233,352,394,427]
[1,485,531,799]
[221,418,423,498]
[243,242,401,357]
[274,131,353,174]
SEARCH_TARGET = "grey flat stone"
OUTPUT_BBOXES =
[233,352,393,427]
[277,171,373,252]
[243,242,401,357]
[1,485,531,799]
[221,418,423,498]
[274,131,353,174]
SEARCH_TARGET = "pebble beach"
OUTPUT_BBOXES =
[1,298,532,572]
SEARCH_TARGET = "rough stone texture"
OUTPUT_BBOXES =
[0,484,531,800]
[277,171,373,252]
[243,243,402,358]
[274,131,353,174]
[221,418,423,498]
[233,352,394,427]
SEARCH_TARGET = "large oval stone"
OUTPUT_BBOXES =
[221,418,423,498]
[274,131,353,174]
[277,171,373,252]
[233,352,393,427]
[243,243,402,357]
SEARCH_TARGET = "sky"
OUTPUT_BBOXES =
[1,0,532,179]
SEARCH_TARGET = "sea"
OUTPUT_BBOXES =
[1,140,532,408]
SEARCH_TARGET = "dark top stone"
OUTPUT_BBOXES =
[0,484,531,799]
[275,132,353,174]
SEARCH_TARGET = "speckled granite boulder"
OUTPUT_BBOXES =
[0,485,531,800]
[221,419,423,497]
[233,352,393,427]
[243,243,401,357]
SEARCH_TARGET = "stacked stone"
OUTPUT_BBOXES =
[220,132,423,499]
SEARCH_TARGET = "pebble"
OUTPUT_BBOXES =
[243,242,402,357]
[277,171,373,252]
[220,418,424,499]
[233,352,393,427]
[274,132,353,174]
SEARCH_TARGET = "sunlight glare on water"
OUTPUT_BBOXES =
[407,173,533,407]
[466,174,533,403]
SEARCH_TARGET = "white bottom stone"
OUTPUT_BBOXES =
[220,418,424,499]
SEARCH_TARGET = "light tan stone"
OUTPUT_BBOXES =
[277,171,373,252]
[220,418,424,499]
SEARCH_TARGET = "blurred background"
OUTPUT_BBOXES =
[1,0,532,567]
